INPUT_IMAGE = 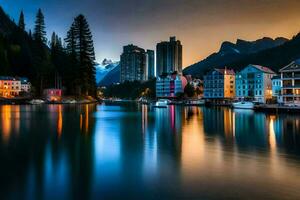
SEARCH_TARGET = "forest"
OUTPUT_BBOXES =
[0,7,97,97]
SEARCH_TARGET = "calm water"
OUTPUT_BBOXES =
[0,104,300,200]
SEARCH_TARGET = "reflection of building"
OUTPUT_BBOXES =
[271,75,282,103]
[156,73,187,98]
[120,44,146,82]
[236,65,275,103]
[279,59,300,106]
[146,50,155,79]
[203,68,235,99]
[156,36,182,76]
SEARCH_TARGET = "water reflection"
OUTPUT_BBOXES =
[0,105,300,199]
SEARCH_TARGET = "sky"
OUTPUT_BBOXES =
[1,0,300,68]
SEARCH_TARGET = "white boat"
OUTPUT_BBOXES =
[153,99,170,108]
[232,101,254,109]
[62,99,77,104]
[185,99,205,106]
[29,99,45,105]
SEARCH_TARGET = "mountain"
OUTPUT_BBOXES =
[183,37,288,77]
[95,60,119,84]
[0,7,17,35]
[98,64,120,86]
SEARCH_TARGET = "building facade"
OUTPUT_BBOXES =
[271,75,282,102]
[156,36,182,76]
[20,78,31,93]
[146,49,155,79]
[235,65,275,103]
[156,74,187,98]
[203,68,235,99]
[279,59,300,106]
[120,44,146,82]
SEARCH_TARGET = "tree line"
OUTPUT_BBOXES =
[0,7,96,96]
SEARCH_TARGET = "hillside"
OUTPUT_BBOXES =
[183,37,289,77]
[98,64,120,86]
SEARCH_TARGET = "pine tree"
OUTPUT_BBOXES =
[18,10,25,31]
[34,9,47,43]
[65,14,96,96]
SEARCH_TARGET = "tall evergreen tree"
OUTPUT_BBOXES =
[65,14,96,96]
[33,9,47,43]
[18,10,25,31]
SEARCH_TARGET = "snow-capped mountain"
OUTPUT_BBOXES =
[95,59,119,84]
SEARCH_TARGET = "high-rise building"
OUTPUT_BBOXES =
[156,36,182,76]
[120,44,146,82]
[146,50,155,79]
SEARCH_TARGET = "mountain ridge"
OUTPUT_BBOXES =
[183,36,290,77]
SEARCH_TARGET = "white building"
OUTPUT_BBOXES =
[271,75,282,103]
[279,59,300,106]
[235,64,276,103]
[20,78,31,93]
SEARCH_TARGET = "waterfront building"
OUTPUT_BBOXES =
[279,59,300,105]
[156,73,187,98]
[0,76,24,98]
[271,75,282,103]
[146,49,155,79]
[156,36,182,76]
[203,68,235,99]
[20,77,31,93]
[120,44,146,82]
[43,88,62,101]
[235,64,275,103]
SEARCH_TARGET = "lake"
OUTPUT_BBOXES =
[0,104,300,199]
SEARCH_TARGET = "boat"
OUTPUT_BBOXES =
[153,99,170,108]
[232,101,254,109]
[29,99,45,105]
[62,99,77,104]
[184,99,205,106]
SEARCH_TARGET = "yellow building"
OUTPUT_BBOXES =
[204,68,235,99]
[0,77,21,98]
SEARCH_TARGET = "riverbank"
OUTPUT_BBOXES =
[0,96,99,105]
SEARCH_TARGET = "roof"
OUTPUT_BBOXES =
[215,68,235,75]
[279,59,300,72]
[250,64,276,74]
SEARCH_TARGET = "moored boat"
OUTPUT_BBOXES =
[184,99,205,106]
[153,99,170,108]
[29,99,45,105]
[232,101,254,109]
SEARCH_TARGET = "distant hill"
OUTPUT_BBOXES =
[98,63,120,86]
[95,60,119,84]
[183,37,290,77]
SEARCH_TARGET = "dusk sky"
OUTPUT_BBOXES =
[1,0,300,67]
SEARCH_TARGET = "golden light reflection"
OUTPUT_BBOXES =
[14,106,20,135]
[57,105,62,137]
[85,104,89,133]
[223,109,234,141]
[181,107,205,178]
[80,114,83,131]
[1,105,11,143]
[142,105,148,135]
[268,115,277,152]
